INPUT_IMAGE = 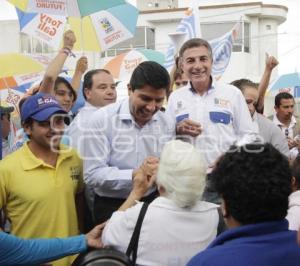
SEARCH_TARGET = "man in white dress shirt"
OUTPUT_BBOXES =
[270,92,300,159]
[66,69,117,229]
[84,61,175,224]
[67,69,117,153]
[166,38,255,203]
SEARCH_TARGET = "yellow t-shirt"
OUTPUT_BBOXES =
[0,142,84,266]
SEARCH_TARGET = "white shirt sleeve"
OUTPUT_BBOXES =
[102,203,142,251]
[232,89,257,144]
[83,111,133,196]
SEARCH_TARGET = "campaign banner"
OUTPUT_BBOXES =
[21,12,66,49]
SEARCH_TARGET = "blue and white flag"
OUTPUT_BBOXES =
[164,9,197,71]
[211,23,239,79]
[164,8,240,79]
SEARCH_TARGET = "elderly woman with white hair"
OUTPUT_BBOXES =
[102,140,220,266]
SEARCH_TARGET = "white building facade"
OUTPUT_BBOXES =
[129,1,287,83]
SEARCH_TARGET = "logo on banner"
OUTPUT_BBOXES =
[37,14,63,39]
[100,17,114,34]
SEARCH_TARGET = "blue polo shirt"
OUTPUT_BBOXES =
[188,219,300,266]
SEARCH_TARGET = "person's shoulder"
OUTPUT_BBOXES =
[169,85,191,98]
[215,81,242,96]
[92,100,123,121]
[187,247,220,266]
[257,113,273,125]
[60,145,82,161]
[1,145,24,164]
[109,202,144,229]
[0,146,25,175]
[294,115,300,124]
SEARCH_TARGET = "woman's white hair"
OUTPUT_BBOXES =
[156,140,207,208]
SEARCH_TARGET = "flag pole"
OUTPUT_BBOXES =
[191,0,202,38]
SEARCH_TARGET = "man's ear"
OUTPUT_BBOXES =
[23,123,32,137]
[84,87,90,100]
[158,185,166,195]
[221,199,229,218]
[291,176,298,191]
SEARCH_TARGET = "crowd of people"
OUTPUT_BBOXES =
[1,30,300,266]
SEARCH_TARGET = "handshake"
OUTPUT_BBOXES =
[132,156,159,199]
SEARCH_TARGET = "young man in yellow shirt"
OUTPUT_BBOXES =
[0,93,84,266]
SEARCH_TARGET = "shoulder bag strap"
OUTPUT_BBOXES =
[126,202,149,265]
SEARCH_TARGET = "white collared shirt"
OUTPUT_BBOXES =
[102,197,219,266]
[83,97,175,199]
[66,102,99,156]
[272,115,299,159]
[166,79,256,167]
[252,112,289,157]
[251,112,260,133]
[272,114,297,139]
[286,190,300,231]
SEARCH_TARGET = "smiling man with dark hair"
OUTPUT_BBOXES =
[84,61,175,224]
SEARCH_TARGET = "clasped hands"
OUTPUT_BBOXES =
[132,156,159,199]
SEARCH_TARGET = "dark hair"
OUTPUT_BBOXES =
[129,61,170,92]
[231,78,258,92]
[275,92,294,107]
[18,97,28,113]
[22,117,34,139]
[179,38,212,59]
[211,143,291,225]
[0,112,10,121]
[54,77,77,102]
[82,69,112,100]
[292,156,300,187]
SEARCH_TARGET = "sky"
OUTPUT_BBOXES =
[0,0,299,75]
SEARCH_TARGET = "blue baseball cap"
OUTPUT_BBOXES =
[21,93,67,122]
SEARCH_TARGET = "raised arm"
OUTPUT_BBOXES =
[71,56,88,91]
[39,30,76,94]
[256,53,279,114]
